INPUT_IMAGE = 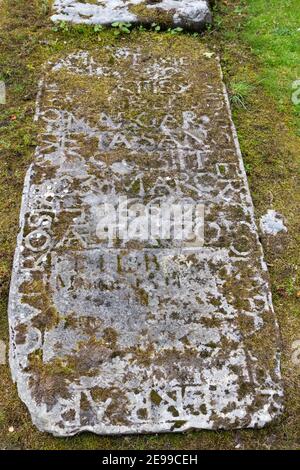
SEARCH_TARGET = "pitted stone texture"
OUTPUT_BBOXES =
[9,38,283,436]
[51,0,212,32]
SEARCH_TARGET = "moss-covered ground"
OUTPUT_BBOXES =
[0,0,299,449]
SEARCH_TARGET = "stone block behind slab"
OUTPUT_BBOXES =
[8,37,283,436]
[51,0,212,32]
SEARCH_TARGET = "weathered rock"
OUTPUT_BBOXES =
[9,37,283,436]
[260,210,287,236]
[260,210,288,255]
[0,340,6,365]
[51,0,212,32]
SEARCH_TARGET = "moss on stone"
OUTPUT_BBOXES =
[20,279,61,332]
[150,389,162,406]
[27,350,74,407]
[129,3,174,28]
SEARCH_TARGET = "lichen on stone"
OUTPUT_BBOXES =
[8,36,283,436]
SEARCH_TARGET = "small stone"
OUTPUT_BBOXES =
[0,340,6,365]
[260,210,287,236]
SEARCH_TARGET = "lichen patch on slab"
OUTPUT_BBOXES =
[9,37,283,436]
[51,0,212,32]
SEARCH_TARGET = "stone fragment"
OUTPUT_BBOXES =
[51,0,212,32]
[0,340,6,365]
[260,210,287,236]
[9,37,283,436]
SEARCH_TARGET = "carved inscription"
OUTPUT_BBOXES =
[9,42,282,436]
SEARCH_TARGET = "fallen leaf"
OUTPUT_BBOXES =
[203,52,215,59]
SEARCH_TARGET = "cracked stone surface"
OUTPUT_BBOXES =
[9,37,283,436]
[51,0,212,32]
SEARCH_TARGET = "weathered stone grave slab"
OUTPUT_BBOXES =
[51,0,212,32]
[9,37,283,436]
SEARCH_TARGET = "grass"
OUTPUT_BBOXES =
[216,0,300,128]
[230,81,253,109]
[243,0,300,122]
[0,0,299,449]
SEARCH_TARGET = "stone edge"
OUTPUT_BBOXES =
[50,1,212,33]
